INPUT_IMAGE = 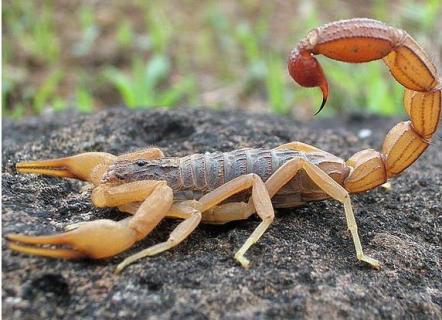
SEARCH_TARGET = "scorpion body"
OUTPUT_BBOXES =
[7,18,441,273]
[106,148,349,209]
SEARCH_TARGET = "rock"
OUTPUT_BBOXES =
[2,108,441,319]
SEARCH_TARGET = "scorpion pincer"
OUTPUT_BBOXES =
[7,18,441,273]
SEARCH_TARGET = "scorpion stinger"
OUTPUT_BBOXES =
[288,48,329,115]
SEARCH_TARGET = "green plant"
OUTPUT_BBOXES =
[144,3,172,55]
[264,56,290,114]
[73,6,99,56]
[33,69,64,113]
[75,88,94,113]
[116,20,135,48]
[4,1,60,64]
[3,0,440,118]
[104,55,195,108]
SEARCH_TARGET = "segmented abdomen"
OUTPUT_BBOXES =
[178,148,277,193]
[172,148,348,207]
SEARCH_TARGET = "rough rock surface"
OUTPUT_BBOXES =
[2,108,441,319]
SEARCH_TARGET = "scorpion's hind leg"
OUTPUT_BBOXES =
[198,174,275,268]
[7,181,173,261]
[304,162,380,268]
[265,157,380,269]
[115,200,202,273]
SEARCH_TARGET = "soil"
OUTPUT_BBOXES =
[2,108,441,319]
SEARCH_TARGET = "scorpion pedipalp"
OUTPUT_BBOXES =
[7,181,174,265]
[6,219,138,259]
[16,152,116,186]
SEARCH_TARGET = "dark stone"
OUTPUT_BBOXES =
[23,273,70,305]
[2,108,441,319]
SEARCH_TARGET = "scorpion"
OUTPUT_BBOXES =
[7,18,441,273]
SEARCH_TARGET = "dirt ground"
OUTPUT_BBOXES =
[2,108,441,319]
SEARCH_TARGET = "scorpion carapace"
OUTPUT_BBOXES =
[7,18,441,273]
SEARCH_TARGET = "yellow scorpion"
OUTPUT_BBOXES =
[7,18,441,273]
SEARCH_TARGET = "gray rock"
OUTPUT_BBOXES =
[2,108,441,319]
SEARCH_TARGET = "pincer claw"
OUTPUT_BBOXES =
[6,219,138,260]
[16,152,116,185]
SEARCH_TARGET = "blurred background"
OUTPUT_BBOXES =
[3,0,442,120]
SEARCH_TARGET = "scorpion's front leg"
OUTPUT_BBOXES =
[115,178,273,268]
[7,180,173,260]
[289,18,439,113]
[198,174,275,267]
[115,201,202,273]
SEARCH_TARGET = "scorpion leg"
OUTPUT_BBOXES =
[275,141,322,153]
[112,200,239,271]
[91,180,167,207]
[118,200,199,220]
[115,200,202,273]
[7,181,173,260]
[265,157,379,268]
[117,202,143,215]
[198,174,274,267]
[119,199,254,224]
[68,198,195,230]
[202,202,252,224]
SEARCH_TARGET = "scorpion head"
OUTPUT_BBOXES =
[102,158,156,184]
